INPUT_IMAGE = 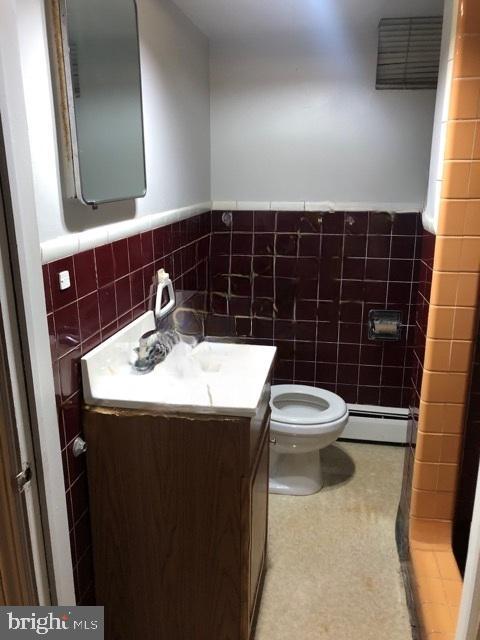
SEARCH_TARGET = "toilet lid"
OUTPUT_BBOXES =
[270,384,347,426]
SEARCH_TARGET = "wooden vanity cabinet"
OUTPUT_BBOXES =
[83,382,271,640]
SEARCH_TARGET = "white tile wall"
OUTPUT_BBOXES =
[212,201,423,213]
[40,202,211,264]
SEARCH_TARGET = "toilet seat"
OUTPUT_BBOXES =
[270,385,348,435]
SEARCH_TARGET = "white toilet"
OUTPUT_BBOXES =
[269,384,349,495]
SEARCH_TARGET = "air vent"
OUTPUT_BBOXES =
[376,16,443,90]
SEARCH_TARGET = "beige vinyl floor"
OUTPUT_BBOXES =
[255,442,412,640]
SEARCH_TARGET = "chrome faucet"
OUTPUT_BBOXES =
[133,329,180,374]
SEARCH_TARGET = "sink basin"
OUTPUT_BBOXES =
[81,311,276,417]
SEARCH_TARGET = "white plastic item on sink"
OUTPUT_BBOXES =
[155,269,175,321]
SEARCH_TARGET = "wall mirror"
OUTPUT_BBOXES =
[60,0,146,208]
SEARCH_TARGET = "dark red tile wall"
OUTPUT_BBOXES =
[208,210,423,408]
[43,212,211,603]
[399,229,435,548]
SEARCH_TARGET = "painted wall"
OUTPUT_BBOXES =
[34,0,210,243]
[209,0,443,209]
[36,0,445,244]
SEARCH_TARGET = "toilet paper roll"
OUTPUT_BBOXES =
[373,319,399,335]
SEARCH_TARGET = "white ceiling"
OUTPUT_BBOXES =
[171,0,444,41]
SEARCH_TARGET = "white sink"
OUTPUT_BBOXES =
[81,311,276,417]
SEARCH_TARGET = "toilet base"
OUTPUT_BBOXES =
[269,448,323,495]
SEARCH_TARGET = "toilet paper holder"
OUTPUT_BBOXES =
[368,310,403,341]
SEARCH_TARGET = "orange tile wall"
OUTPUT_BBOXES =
[409,1,480,637]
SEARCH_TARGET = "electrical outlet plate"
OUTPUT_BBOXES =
[59,270,71,291]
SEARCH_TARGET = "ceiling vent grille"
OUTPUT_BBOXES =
[376,16,443,90]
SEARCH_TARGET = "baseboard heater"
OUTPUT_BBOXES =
[340,404,409,445]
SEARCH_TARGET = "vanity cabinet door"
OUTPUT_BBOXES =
[249,434,269,623]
